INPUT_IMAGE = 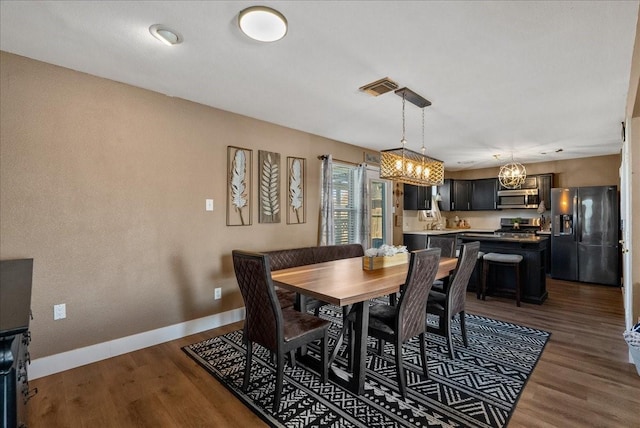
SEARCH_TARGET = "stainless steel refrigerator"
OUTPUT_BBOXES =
[551,186,619,286]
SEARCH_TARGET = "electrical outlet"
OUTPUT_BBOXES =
[54,303,66,320]
[206,199,214,211]
[214,287,222,300]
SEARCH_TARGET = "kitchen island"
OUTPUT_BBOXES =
[459,233,548,304]
[402,228,494,251]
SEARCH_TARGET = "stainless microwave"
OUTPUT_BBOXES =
[497,188,539,209]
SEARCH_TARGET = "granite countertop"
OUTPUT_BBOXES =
[403,228,495,235]
[459,232,548,243]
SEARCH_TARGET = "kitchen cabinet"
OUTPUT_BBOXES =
[403,234,427,251]
[453,180,472,211]
[403,184,431,210]
[459,234,548,304]
[471,178,498,211]
[437,179,473,211]
[536,173,553,211]
[436,179,453,211]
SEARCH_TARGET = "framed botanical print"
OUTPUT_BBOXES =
[227,146,252,226]
[287,157,306,224]
[258,150,281,224]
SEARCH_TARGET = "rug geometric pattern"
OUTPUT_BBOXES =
[183,303,550,428]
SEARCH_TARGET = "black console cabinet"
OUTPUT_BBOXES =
[1,259,36,428]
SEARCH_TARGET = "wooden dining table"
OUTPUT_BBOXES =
[271,255,457,395]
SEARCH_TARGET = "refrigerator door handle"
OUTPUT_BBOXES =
[574,194,579,242]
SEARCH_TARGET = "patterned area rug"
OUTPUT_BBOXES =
[183,303,550,427]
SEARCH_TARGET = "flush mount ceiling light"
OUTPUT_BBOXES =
[149,24,183,46]
[238,6,288,42]
[379,88,444,187]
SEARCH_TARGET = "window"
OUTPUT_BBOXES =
[332,164,358,245]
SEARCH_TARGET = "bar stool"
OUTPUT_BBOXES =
[481,252,524,307]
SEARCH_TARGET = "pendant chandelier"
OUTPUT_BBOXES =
[379,88,444,186]
[498,155,527,189]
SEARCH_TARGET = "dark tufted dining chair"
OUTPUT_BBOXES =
[426,241,480,359]
[232,250,330,412]
[356,248,441,399]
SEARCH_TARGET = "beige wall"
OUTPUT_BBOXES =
[1,49,635,361]
[0,52,367,358]
[446,155,621,188]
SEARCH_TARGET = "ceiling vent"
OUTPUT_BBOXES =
[359,77,399,96]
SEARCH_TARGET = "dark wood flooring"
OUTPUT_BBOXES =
[26,278,640,427]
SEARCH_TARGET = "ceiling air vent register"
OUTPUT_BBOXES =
[359,77,399,96]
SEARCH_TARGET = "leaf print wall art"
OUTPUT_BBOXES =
[227,146,252,226]
[258,150,281,224]
[287,157,306,224]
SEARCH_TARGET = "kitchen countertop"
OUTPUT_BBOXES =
[403,229,495,235]
[459,232,548,243]
[536,230,551,235]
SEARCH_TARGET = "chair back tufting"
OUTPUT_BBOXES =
[232,250,282,351]
[312,243,364,264]
[448,241,481,315]
[397,248,441,342]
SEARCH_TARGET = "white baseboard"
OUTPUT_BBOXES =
[29,307,245,380]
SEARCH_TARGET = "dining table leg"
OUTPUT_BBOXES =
[350,300,369,395]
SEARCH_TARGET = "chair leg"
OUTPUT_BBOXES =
[377,338,384,356]
[515,262,521,307]
[348,321,355,371]
[395,342,407,399]
[481,260,488,300]
[460,311,469,348]
[289,350,296,368]
[444,315,454,359]
[419,333,429,379]
[320,333,328,383]
[273,352,284,412]
[243,341,252,391]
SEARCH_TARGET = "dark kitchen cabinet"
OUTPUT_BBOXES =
[437,179,472,211]
[403,234,427,251]
[471,178,498,211]
[436,179,453,211]
[403,184,431,210]
[536,173,553,211]
[453,180,472,211]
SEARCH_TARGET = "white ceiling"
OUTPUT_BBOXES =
[1,1,638,170]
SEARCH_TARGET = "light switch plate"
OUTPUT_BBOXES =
[54,303,66,320]
[206,199,214,211]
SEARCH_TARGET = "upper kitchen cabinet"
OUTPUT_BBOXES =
[453,180,472,211]
[536,173,554,211]
[436,179,452,211]
[471,178,498,211]
[436,179,471,211]
[404,184,431,210]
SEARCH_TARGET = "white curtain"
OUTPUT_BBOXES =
[353,164,369,247]
[318,155,334,246]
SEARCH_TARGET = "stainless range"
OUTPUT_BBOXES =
[494,218,541,237]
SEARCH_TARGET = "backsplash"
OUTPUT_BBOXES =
[403,209,551,231]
